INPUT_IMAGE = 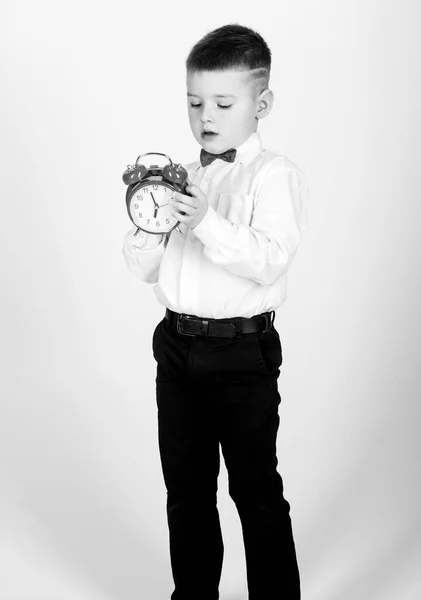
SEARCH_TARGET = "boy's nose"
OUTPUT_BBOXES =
[200,108,215,123]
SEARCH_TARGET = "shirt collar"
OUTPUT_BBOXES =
[234,130,263,166]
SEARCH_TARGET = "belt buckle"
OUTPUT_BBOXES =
[176,314,205,337]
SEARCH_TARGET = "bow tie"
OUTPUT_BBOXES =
[200,147,237,167]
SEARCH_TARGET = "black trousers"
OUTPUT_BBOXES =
[152,312,300,600]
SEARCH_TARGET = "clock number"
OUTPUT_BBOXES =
[136,195,143,201]
[134,204,138,209]
[138,212,142,218]
[153,185,158,190]
[156,222,160,227]
[146,219,150,224]
[166,218,170,224]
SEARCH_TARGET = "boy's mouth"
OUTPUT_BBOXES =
[201,131,219,140]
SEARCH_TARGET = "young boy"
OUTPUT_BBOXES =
[122,23,308,600]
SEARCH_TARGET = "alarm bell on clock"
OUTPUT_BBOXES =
[122,152,189,238]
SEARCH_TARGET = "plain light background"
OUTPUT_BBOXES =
[1,1,420,599]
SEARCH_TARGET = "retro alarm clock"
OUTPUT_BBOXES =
[122,152,189,237]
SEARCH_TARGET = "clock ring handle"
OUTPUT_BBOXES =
[135,152,173,167]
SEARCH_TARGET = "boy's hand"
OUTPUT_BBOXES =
[169,179,208,230]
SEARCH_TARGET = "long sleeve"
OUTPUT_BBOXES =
[191,162,309,286]
[122,226,168,284]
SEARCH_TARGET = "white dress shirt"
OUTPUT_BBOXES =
[122,131,308,319]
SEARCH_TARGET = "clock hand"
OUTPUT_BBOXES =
[150,192,160,218]
[159,201,185,216]
[150,197,180,217]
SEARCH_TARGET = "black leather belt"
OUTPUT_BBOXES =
[165,308,275,338]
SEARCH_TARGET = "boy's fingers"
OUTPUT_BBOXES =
[186,183,204,199]
[173,193,196,208]
[173,191,187,202]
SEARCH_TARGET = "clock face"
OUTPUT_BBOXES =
[128,181,178,233]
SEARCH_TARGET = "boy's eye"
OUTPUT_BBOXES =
[189,103,232,110]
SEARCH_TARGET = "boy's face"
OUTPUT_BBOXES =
[186,69,265,153]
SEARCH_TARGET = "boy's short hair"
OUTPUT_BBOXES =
[186,23,271,99]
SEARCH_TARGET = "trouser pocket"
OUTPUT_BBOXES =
[251,328,283,376]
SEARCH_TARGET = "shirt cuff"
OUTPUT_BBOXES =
[127,227,166,251]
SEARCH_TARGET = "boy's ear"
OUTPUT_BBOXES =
[255,88,274,120]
